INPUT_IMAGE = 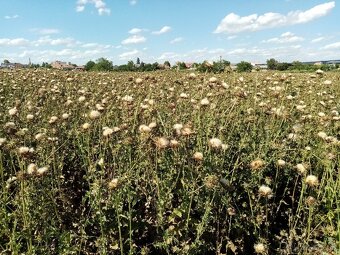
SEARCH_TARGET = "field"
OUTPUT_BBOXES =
[0,69,339,254]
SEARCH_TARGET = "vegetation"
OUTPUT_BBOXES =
[0,69,339,254]
[236,61,253,72]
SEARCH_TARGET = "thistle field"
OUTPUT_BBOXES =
[0,69,339,255]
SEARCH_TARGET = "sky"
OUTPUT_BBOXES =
[0,0,339,65]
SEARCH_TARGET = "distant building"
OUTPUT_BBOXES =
[253,63,268,69]
[0,61,28,69]
[51,61,76,70]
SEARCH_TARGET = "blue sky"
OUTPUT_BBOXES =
[0,0,339,65]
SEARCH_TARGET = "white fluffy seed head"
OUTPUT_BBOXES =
[148,122,157,129]
[173,123,183,130]
[305,175,319,187]
[200,98,210,106]
[254,243,267,254]
[62,113,70,120]
[37,166,48,176]
[108,178,119,190]
[139,125,151,133]
[27,163,37,175]
[89,110,101,120]
[209,77,218,83]
[170,139,180,148]
[26,114,34,121]
[102,128,114,137]
[0,138,6,146]
[259,185,272,197]
[82,123,91,130]
[155,137,169,149]
[296,163,307,174]
[49,116,58,124]
[78,96,86,102]
[193,152,203,161]
[208,138,222,149]
[18,146,30,155]
[317,131,327,139]
[8,108,18,116]
[277,159,286,167]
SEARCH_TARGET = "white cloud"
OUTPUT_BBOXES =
[119,49,140,60]
[121,35,146,45]
[33,36,78,47]
[262,32,304,43]
[311,37,325,43]
[130,0,137,6]
[214,1,335,34]
[152,26,172,35]
[32,28,60,35]
[4,14,19,19]
[0,38,29,46]
[322,42,340,50]
[170,37,183,44]
[129,28,143,34]
[227,35,237,40]
[158,52,179,60]
[76,0,111,15]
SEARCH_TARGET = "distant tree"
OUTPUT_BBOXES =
[236,61,252,72]
[267,58,279,70]
[290,61,304,71]
[128,61,135,70]
[85,60,96,71]
[41,62,52,68]
[94,58,113,71]
[212,59,230,73]
[136,57,140,65]
[277,62,290,71]
[152,62,159,70]
[164,61,171,68]
[3,59,10,64]
[178,62,187,70]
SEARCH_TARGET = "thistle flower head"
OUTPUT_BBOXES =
[89,110,101,120]
[148,122,157,129]
[204,175,219,189]
[26,114,34,121]
[139,124,151,133]
[170,139,180,148]
[305,175,319,187]
[209,138,222,149]
[37,166,48,176]
[193,152,203,161]
[8,107,18,116]
[296,163,307,175]
[154,137,169,149]
[277,159,286,167]
[62,113,70,120]
[200,98,210,106]
[108,178,119,190]
[135,78,143,84]
[0,138,6,147]
[49,116,58,124]
[102,127,114,137]
[254,243,267,254]
[173,123,183,130]
[27,163,37,175]
[250,159,265,170]
[259,185,272,198]
[82,123,91,130]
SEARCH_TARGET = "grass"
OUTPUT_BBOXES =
[0,68,339,254]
